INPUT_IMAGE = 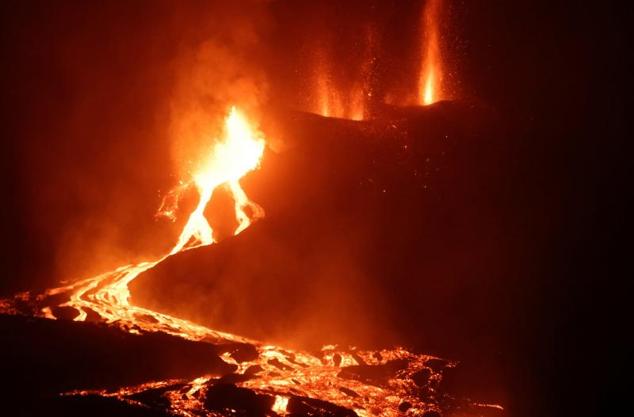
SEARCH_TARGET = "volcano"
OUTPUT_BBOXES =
[1,102,505,417]
[3,1,624,416]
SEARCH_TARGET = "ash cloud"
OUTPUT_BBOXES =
[167,1,272,179]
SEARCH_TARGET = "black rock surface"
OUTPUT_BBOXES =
[0,314,236,409]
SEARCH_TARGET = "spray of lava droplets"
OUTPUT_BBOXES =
[419,0,442,105]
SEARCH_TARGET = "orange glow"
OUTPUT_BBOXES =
[419,0,442,105]
[312,27,374,120]
[315,72,365,120]
[272,395,290,414]
[0,102,503,416]
[315,60,345,119]
[13,106,267,341]
[349,84,366,121]
[171,107,265,253]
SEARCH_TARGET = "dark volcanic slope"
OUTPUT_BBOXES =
[0,315,236,400]
[131,102,517,354]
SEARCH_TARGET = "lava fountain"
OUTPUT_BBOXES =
[419,0,443,105]
[169,106,265,254]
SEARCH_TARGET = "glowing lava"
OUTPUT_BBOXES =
[315,66,366,121]
[16,106,267,342]
[0,105,501,416]
[419,0,443,105]
[170,107,265,254]
[313,27,375,121]
[315,52,345,119]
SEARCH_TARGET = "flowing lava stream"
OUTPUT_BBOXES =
[1,107,500,417]
[36,106,266,342]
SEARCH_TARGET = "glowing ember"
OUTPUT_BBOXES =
[315,55,345,119]
[315,70,367,121]
[419,0,443,105]
[313,26,375,121]
[272,395,290,414]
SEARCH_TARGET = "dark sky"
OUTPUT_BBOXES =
[0,2,628,417]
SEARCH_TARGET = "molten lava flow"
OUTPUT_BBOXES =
[272,395,290,414]
[7,106,267,342]
[419,0,442,105]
